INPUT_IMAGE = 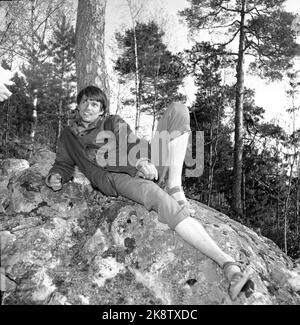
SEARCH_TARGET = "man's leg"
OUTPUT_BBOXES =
[153,102,192,209]
[152,102,251,299]
[166,132,190,204]
[111,173,250,300]
[174,217,252,300]
[111,173,244,287]
[110,172,189,230]
[174,217,239,275]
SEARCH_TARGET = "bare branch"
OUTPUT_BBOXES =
[192,6,223,24]
[199,19,240,30]
[213,27,240,47]
[33,0,65,35]
[219,5,240,13]
[0,46,28,61]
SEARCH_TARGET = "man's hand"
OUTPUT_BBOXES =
[47,173,62,191]
[0,66,14,102]
[136,159,158,181]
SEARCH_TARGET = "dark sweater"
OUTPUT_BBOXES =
[47,114,151,196]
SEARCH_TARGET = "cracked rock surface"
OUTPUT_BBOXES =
[1,151,300,305]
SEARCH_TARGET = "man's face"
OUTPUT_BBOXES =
[78,96,104,123]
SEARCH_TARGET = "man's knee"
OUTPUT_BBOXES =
[137,180,165,210]
[168,102,190,124]
[156,194,191,230]
[138,182,190,230]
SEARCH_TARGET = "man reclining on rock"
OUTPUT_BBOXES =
[45,85,252,301]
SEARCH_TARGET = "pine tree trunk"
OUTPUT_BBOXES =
[133,25,140,134]
[115,81,121,115]
[28,0,37,160]
[56,98,63,151]
[232,0,247,216]
[56,60,65,151]
[283,156,296,254]
[208,99,221,208]
[151,84,157,135]
[242,169,246,219]
[296,184,300,236]
[151,56,161,136]
[75,0,109,106]
[276,137,280,230]
[276,195,280,230]
[4,100,10,146]
[208,125,213,206]
[152,110,156,135]
[28,89,38,159]
[125,0,141,134]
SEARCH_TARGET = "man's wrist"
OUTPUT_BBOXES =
[135,157,150,169]
[45,173,62,187]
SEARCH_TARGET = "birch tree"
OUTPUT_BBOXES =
[125,0,144,134]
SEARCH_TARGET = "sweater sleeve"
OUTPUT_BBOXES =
[47,129,75,184]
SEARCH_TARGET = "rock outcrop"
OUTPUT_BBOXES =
[1,151,300,305]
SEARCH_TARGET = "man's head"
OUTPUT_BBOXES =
[76,86,108,124]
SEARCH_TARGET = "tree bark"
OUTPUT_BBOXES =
[28,0,38,160]
[208,100,221,207]
[275,136,280,230]
[56,97,63,151]
[126,0,143,134]
[75,0,109,105]
[151,56,161,136]
[283,156,295,255]
[4,100,10,145]
[28,89,38,159]
[296,182,300,236]
[133,23,140,134]
[232,0,247,216]
[56,53,65,151]
[208,124,213,206]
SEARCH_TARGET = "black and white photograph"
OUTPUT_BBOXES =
[0,0,300,309]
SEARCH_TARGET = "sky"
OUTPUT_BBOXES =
[247,0,300,132]
[105,0,300,134]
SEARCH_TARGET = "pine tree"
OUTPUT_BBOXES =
[115,21,186,133]
[183,42,233,208]
[0,61,32,158]
[180,0,299,216]
[47,14,76,149]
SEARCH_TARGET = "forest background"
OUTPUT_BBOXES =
[0,0,300,259]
